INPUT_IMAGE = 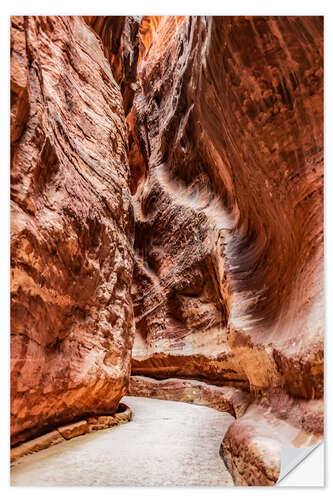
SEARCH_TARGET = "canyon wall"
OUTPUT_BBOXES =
[10,16,134,445]
[10,15,323,486]
[125,16,324,485]
[127,14,323,398]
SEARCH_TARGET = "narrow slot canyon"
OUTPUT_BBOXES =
[10,15,323,486]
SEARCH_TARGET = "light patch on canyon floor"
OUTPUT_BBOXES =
[11,396,234,486]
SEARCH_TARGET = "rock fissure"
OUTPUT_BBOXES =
[11,15,323,486]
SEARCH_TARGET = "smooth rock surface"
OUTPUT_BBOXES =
[11,396,235,486]
[129,14,323,398]
[10,16,135,445]
[129,375,251,418]
[221,392,323,486]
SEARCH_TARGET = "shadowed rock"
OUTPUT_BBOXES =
[10,15,323,486]
[124,16,323,485]
[10,16,135,445]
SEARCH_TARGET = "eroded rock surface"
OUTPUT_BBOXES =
[129,375,250,418]
[125,16,323,485]
[221,389,323,485]
[10,16,134,445]
[128,14,323,398]
[84,16,142,115]
[10,15,323,487]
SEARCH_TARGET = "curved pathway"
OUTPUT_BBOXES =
[11,396,234,486]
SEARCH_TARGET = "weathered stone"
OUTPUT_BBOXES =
[128,14,323,400]
[221,389,323,485]
[84,16,142,115]
[87,405,132,432]
[129,376,250,418]
[11,430,64,464]
[57,420,89,440]
[10,16,135,446]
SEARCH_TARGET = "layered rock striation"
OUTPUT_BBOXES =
[10,15,323,486]
[127,14,323,398]
[129,375,250,418]
[10,16,134,445]
[125,16,324,484]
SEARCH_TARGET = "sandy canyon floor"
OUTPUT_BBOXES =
[11,396,235,486]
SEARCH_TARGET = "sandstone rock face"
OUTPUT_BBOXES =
[221,389,323,485]
[129,14,323,398]
[125,16,323,484]
[129,375,250,418]
[129,17,247,388]
[10,16,134,445]
[10,15,323,487]
[84,16,142,115]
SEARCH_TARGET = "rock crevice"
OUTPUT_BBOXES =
[11,15,323,486]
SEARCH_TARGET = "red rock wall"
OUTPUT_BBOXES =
[10,15,324,486]
[10,16,135,445]
[124,16,323,485]
[84,16,142,115]
[126,15,323,396]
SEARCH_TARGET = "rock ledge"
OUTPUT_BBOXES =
[11,404,132,465]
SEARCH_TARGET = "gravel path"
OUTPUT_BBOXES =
[11,396,235,486]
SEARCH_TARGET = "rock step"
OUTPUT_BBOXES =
[11,405,132,465]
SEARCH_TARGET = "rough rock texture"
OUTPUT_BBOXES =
[221,389,323,485]
[86,410,131,431]
[11,404,132,465]
[84,16,142,115]
[129,14,323,397]
[57,420,89,440]
[10,15,324,487]
[125,16,323,485]
[10,16,134,446]
[129,375,250,418]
